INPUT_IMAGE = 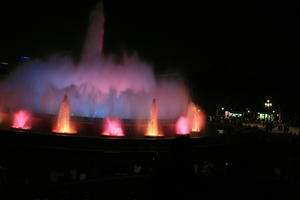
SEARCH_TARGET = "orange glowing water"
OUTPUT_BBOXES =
[102,118,124,136]
[187,102,205,132]
[53,95,76,134]
[12,109,32,130]
[176,116,190,135]
[0,112,5,124]
[145,98,163,137]
[0,105,4,124]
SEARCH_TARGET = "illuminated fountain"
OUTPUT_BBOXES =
[145,98,163,137]
[11,109,33,130]
[102,118,124,137]
[52,95,76,134]
[0,3,201,138]
[0,2,190,122]
[187,102,205,132]
[176,116,190,135]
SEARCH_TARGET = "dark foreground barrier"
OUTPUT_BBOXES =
[1,129,300,199]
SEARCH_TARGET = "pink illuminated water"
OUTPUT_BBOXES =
[102,118,124,136]
[0,2,190,122]
[176,116,190,135]
[12,109,32,130]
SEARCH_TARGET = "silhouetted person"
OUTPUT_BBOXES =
[278,124,283,131]
[283,125,289,133]
[265,122,270,132]
[269,121,273,133]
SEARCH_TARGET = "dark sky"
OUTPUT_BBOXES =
[2,0,300,115]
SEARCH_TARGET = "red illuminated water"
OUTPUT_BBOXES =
[52,95,76,134]
[102,118,124,136]
[187,103,205,132]
[176,116,190,135]
[12,109,32,130]
[145,98,163,137]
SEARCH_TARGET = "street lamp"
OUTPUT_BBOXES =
[264,100,272,121]
[264,100,272,108]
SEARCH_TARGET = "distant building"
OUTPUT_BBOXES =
[257,112,276,121]
[225,111,242,119]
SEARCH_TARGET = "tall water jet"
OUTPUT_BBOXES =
[11,109,33,130]
[145,98,163,137]
[81,2,104,64]
[0,3,190,120]
[53,95,76,134]
[176,116,190,135]
[102,118,124,137]
[187,102,206,132]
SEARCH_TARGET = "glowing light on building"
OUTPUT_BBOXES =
[20,56,30,60]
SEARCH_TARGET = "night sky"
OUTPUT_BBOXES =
[2,0,300,116]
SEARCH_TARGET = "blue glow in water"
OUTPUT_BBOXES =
[0,55,189,119]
